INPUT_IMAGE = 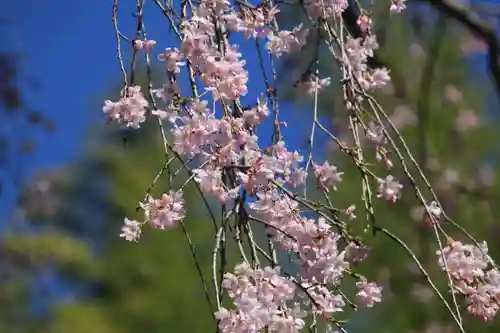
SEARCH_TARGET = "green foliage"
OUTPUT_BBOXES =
[54,126,220,332]
[2,233,93,270]
[2,114,223,332]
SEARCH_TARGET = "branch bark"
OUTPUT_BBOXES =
[416,0,500,97]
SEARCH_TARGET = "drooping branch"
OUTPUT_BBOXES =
[341,3,408,98]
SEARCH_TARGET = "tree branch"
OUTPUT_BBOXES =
[341,3,407,98]
[416,0,500,97]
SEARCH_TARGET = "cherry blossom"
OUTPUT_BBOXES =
[313,161,343,191]
[437,239,499,321]
[140,190,186,229]
[103,86,148,129]
[134,39,156,52]
[356,277,383,307]
[105,0,500,329]
[119,218,142,242]
[158,48,185,73]
[377,175,403,202]
[390,0,407,14]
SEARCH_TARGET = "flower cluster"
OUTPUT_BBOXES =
[141,190,186,230]
[344,36,390,90]
[103,85,148,129]
[313,161,343,192]
[119,217,142,242]
[437,239,500,321]
[109,1,396,328]
[181,7,248,101]
[134,39,156,52]
[266,24,309,57]
[377,175,403,203]
[106,0,499,330]
[120,190,186,242]
[248,191,383,317]
[303,0,349,19]
[356,277,383,308]
[216,263,305,333]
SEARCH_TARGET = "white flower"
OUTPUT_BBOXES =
[120,218,142,242]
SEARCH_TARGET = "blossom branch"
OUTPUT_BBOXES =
[106,1,500,331]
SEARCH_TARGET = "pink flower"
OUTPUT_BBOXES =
[390,0,406,13]
[201,0,230,12]
[357,14,372,34]
[103,86,148,129]
[153,81,180,104]
[345,243,370,264]
[120,218,142,242]
[356,277,383,307]
[455,109,480,132]
[344,205,357,220]
[266,24,309,57]
[193,167,239,203]
[134,39,156,52]
[158,48,185,73]
[421,201,442,227]
[313,161,343,191]
[300,75,331,96]
[366,121,387,146]
[242,97,269,127]
[217,263,304,333]
[377,175,403,202]
[366,68,391,89]
[303,0,349,19]
[436,239,500,321]
[363,36,379,57]
[140,190,186,229]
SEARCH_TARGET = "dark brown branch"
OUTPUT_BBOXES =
[416,0,500,97]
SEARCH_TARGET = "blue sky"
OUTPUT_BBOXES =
[2,0,497,208]
[5,0,115,165]
[0,0,316,219]
[1,0,117,216]
[2,0,304,169]
[1,0,311,312]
